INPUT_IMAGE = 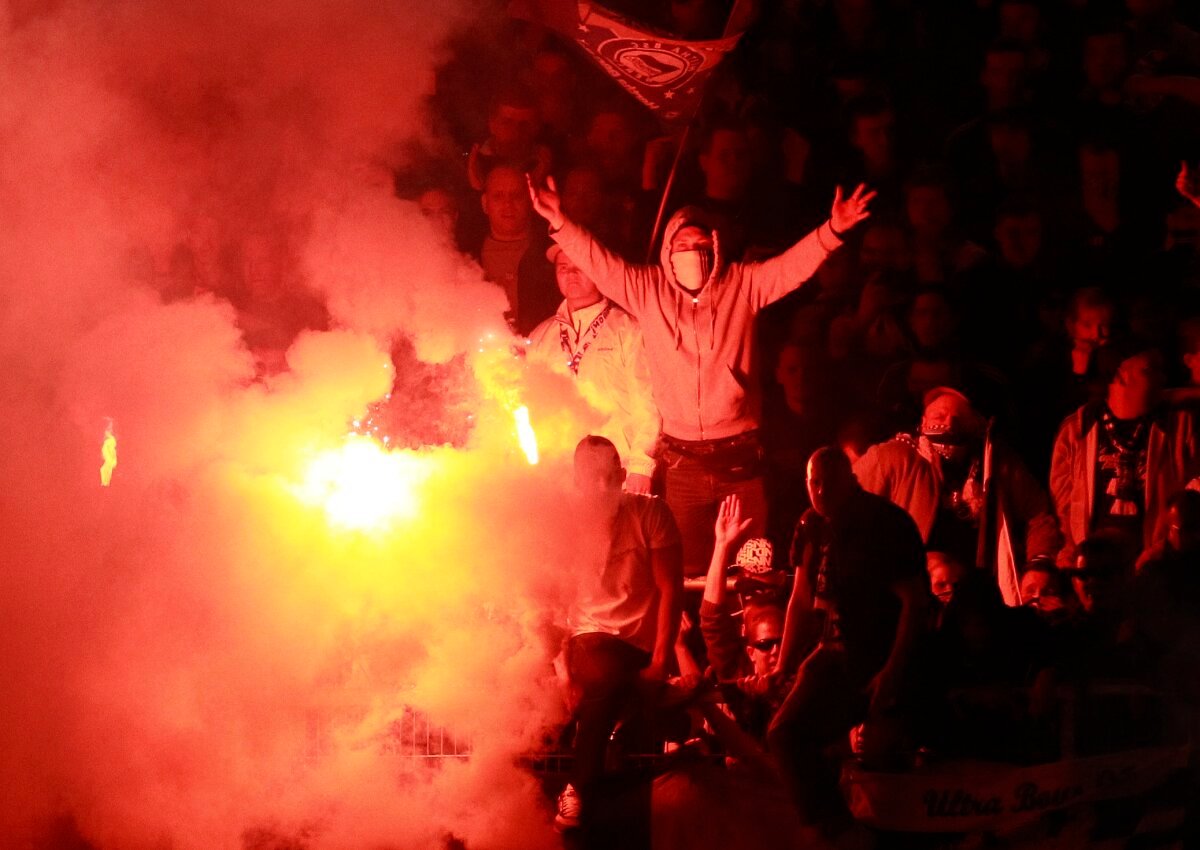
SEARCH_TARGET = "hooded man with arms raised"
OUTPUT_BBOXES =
[529,173,875,576]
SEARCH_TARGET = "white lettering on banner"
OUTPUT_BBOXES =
[843,745,1189,833]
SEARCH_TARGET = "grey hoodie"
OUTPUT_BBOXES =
[550,207,842,442]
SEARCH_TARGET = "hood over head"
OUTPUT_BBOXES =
[660,206,723,294]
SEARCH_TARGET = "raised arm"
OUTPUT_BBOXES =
[700,496,755,683]
[742,184,876,309]
[528,174,647,315]
[1177,162,1200,209]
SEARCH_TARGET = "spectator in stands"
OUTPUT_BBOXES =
[417,186,462,248]
[698,495,789,740]
[905,285,962,357]
[903,168,988,283]
[840,95,905,213]
[526,245,660,493]
[1020,286,1116,473]
[556,436,683,831]
[529,171,875,578]
[1134,490,1200,704]
[523,43,577,139]
[691,120,756,258]
[960,197,1056,367]
[558,163,608,239]
[1125,0,1200,72]
[1018,559,1079,624]
[1064,137,1152,281]
[467,87,551,191]
[858,217,913,275]
[761,340,837,553]
[919,573,1057,762]
[1058,534,1146,679]
[856,386,1060,602]
[472,163,558,335]
[770,447,927,843]
[927,551,967,610]
[1078,20,1131,113]
[1050,340,1198,568]
[582,105,643,192]
[1026,287,1114,401]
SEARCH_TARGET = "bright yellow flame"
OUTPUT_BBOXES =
[297,435,431,532]
[100,421,117,486]
[513,405,538,465]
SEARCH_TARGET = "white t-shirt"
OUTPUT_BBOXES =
[569,493,681,654]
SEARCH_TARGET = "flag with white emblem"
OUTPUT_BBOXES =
[513,1,748,124]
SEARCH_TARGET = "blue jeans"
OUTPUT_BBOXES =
[661,431,767,578]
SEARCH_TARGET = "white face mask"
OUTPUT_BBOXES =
[671,248,712,292]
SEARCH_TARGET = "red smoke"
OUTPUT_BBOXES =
[0,1,586,847]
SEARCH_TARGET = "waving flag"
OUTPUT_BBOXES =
[514,1,749,124]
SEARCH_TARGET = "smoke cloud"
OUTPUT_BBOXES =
[0,1,591,847]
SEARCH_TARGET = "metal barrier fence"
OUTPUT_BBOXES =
[382,706,471,759]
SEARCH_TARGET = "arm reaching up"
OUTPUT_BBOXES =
[743,183,877,308]
[527,173,565,231]
[1178,161,1200,209]
[527,173,648,314]
[704,495,754,608]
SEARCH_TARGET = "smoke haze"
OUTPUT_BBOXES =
[0,1,589,847]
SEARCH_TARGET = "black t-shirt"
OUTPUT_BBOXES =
[791,489,927,678]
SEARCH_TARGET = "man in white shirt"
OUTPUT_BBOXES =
[527,245,660,492]
[556,436,682,830]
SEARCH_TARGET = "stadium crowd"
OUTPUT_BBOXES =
[408,0,1200,846]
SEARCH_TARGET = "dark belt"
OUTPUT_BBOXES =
[661,429,761,456]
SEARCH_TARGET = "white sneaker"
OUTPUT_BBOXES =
[554,783,582,831]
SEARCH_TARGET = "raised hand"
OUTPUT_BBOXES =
[714,494,753,548]
[1177,161,1200,208]
[526,173,564,230]
[830,183,877,236]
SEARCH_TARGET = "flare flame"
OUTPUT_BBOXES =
[513,405,539,465]
[100,420,117,486]
[297,434,432,532]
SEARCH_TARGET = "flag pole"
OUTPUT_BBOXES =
[644,125,693,262]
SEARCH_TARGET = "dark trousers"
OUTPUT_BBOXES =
[662,432,767,578]
[566,633,650,794]
[766,645,869,835]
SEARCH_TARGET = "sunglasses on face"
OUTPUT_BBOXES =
[750,637,782,652]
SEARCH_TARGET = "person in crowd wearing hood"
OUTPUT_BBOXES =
[526,245,660,493]
[528,174,875,577]
[556,436,682,831]
[1050,339,1199,569]
[855,386,1061,604]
